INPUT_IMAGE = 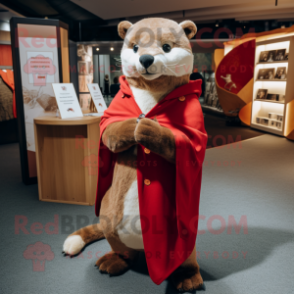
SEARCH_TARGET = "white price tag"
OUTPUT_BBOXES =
[87,83,107,113]
[52,83,83,119]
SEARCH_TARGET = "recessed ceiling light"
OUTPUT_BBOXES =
[110,47,114,51]
[215,23,219,27]
[96,48,99,51]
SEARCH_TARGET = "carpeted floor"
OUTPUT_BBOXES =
[0,134,293,294]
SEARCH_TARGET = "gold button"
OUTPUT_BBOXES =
[144,179,151,185]
[179,96,185,101]
[144,148,150,154]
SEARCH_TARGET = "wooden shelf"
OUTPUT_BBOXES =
[256,60,288,65]
[254,99,285,104]
[251,123,284,136]
[255,79,287,82]
[254,122,283,129]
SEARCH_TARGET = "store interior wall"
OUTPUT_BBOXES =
[77,43,219,108]
[0,35,223,140]
[93,55,99,85]
[98,55,111,93]
[69,40,79,94]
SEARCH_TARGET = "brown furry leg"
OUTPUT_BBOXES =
[170,246,204,292]
[95,232,139,276]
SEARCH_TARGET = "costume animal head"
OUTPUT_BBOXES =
[118,18,197,92]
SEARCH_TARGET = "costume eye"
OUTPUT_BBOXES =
[133,44,139,53]
[162,44,171,53]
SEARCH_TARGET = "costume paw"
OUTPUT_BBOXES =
[95,252,129,276]
[134,118,161,145]
[134,117,175,162]
[171,267,204,292]
[102,118,137,153]
[63,235,85,255]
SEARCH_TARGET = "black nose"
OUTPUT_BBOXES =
[139,54,154,69]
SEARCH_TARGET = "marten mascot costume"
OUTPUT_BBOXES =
[63,18,207,292]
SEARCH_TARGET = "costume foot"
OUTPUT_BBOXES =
[63,235,85,255]
[96,252,130,276]
[170,266,204,292]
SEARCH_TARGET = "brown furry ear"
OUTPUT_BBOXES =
[179,21,197,39]
[118,21,133,39]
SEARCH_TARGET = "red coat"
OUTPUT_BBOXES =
[96,76,207,285]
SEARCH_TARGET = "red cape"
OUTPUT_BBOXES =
[96,76,207,285]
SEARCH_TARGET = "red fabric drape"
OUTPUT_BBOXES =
[0,45,13,66]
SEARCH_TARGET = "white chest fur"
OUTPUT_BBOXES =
[116,180,144,249]
[116,87,162,250]
[130,85,162,114]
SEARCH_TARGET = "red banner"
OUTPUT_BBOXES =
[216,40,255,94]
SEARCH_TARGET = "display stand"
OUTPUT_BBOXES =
[251,36,294,137]
[10,17,70,184]
[34,116,100,205]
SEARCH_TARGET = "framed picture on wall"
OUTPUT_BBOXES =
[256,89,268,100]
[267,50,276,62]
[257,68,275,80]
[274,67,287,79]
[275,49,286,61]
[266,93,279,101]
[259,51,270,62]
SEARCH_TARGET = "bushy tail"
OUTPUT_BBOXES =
[63,223,104,255]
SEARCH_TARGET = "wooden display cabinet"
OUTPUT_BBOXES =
[34,116,101,205]
[251,35,294,138]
